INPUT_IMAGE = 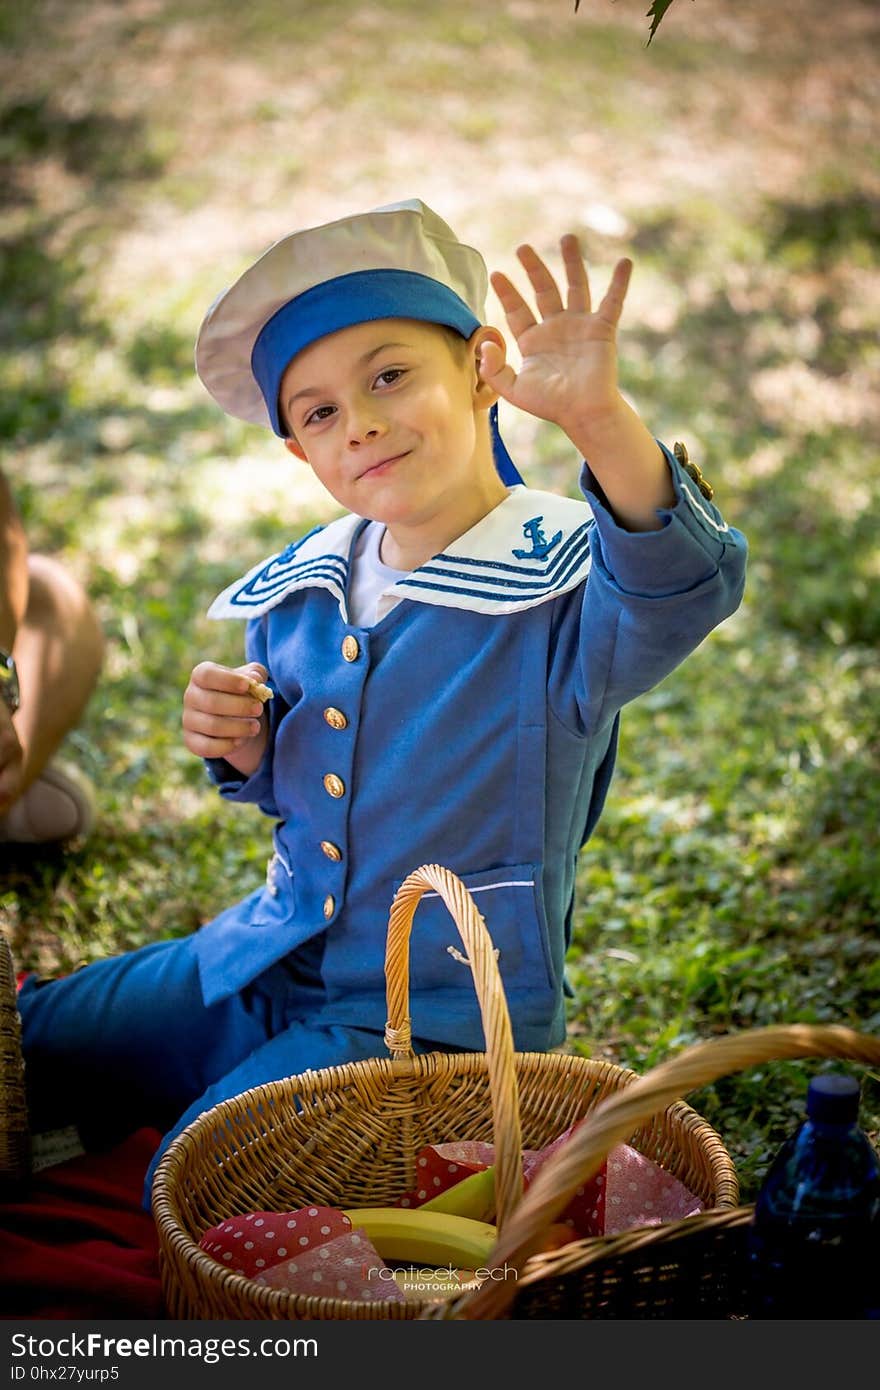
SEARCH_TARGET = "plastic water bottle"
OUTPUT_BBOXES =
[747,1073,880,1319]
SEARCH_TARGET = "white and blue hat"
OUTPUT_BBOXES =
[194,198,522,485]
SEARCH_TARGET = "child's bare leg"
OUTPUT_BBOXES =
[12,553,104,794]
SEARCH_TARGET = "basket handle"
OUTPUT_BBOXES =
[448,1022,880,1318]
[382,863,523,1232]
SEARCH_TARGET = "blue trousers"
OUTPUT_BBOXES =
[18,934,445,1208]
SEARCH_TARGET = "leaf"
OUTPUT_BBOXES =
[574,2,680,45]
[646,0,679,45]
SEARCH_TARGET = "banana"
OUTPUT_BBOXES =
[341,1207,497,1267]
[418,1165,496,1222]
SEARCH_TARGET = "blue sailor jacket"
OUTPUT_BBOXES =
[195,445,747,1052]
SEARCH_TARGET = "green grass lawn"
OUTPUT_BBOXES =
[1,0,878,1199]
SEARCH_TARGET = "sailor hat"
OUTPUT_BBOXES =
[194,198,522,484]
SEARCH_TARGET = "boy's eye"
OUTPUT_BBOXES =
[374,368,405,388]
[303,404,336,427]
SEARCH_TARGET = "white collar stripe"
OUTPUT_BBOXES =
[414,530,591,592]
[261,553,349,582]
[422,521,592,579]
[398,574,581,603]
[238,557,347,594]
[398,547,590,602]
[222,559,349,611]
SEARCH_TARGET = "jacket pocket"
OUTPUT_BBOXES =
[390,862,554,994]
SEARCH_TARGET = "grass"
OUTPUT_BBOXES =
[1,0,878,1204]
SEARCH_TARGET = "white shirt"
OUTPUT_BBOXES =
[347,521,407,627]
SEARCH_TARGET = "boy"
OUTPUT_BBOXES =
[18,200,747,1203]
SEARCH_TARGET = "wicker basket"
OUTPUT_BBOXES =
[152,863,739,1319]
[443,1022,880,1319]
[0,931,30,1189]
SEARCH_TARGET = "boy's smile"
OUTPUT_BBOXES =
[353,446,412,482]
[279,317,509,570]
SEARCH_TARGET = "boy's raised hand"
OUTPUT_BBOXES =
[481,235,632,437]
[182,660,270,774]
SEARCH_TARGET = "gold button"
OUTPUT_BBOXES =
[323,894,335,919]
[320,840,343,862]
[341,635,360,662]
[323,773,345,798]
[323,706,348,731]
[673,440,714,500]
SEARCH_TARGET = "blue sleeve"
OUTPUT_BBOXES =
[548,441,748,735]
[204,615,288,818]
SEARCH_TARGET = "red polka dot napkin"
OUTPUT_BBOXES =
[395,1123,702,1239]
[394,1136,606,1236]
[198,1206,406,1303]
[254,1228,406,1303]
[199,1125,703,1301]
[199,1206,353,1279]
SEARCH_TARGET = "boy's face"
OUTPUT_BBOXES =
[279,318,501,529]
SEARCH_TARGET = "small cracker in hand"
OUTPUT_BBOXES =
[246,679,274,703]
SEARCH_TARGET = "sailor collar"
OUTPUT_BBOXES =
[207,484,594,621]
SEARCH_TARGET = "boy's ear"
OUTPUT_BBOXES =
[466,325,506,410]
[284,437,309,463]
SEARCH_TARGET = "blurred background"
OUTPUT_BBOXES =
[1,0,878,1188]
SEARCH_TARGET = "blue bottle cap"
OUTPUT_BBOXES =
[806,1073,860,1124]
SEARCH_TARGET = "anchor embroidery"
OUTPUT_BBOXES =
[512,515,563,561]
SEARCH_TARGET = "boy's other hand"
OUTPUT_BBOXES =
[483,235,632,438]
[182,661,270,774]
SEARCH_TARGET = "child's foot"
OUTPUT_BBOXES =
[0,761,96,844]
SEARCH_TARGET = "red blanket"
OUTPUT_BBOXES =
[0,1129,165,1320]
